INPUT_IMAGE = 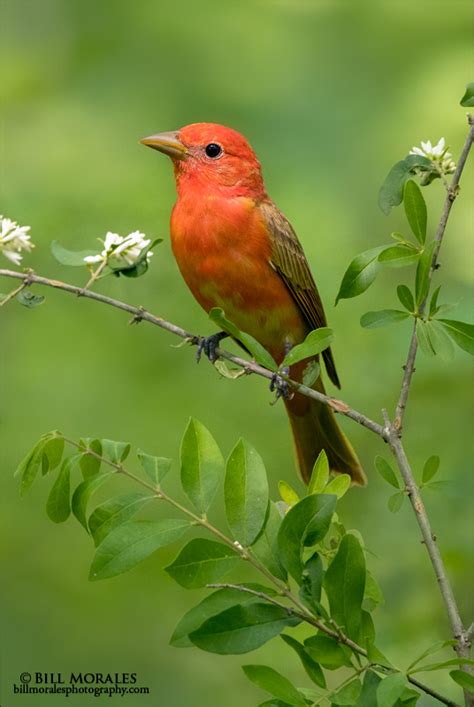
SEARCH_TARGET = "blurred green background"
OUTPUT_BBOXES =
[1,1,473,705]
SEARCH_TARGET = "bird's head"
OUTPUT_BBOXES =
[141,122,266,199]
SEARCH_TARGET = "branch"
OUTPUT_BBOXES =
[385,115,474,694]
[59,439,455,707]
[395,114,474,428]
[0,267,386,439]
[207,583,457,706]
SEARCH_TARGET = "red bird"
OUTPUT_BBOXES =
[142,123,365,485]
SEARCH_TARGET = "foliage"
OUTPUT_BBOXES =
[15,422,474,704]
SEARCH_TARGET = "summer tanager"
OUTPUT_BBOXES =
[141,123,365,485]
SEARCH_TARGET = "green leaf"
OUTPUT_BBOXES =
[41,434,65,474]
[89,519,189,581]
[278,494,336,582]
[71,472,113,531]
[376,672,407,706]
[165,538,239,589]
[426,321,455,361]
[16,290,45,308]
[374,456,399,489]
[416,320,435,357]
[403,180,427,244]
[137,450,171,486]
[324,474,351,499]
[429,285,441,316]
[88,492,154,546]
[324,533,365,641]
[450,669,474,691]
[304,635,353,669]
[406,639,457,673]
[438,319,474,355]
[388,492,405,513]
[51,240,97,266]
[46,458,72,523]
[460,82,474,107]
[78,439,102,479]
[378,155,432,215]
[378,245,420,268]
[308,450,329,495]
[302,361,320,387]
[108,238,162,278]
[242,665,306,706]
[278,480,300,507]
[190,603,300,655]
[360,309,410,329]
[170,583,276,648]
[180,418,224,516]
[397,285,415,313]
[363,570,384,612]
[15,431,62,496]
[422,456,440,484]
[411,658,474,674]
[366,639,391,667]
[332,677,362,705]
[415,241,435,306]
[252,503,287,582]
[299,552,323,611]
[280,634,326,688]
[335,246,387,303]
[209,308,278,371]
[101,439,131,464]
[355,670,382,707]
[225,439,269,546]
[281,328,333,367]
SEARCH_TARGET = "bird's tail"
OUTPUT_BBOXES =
[284,375,366,486]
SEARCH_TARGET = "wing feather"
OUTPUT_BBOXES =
[261,201,340,388]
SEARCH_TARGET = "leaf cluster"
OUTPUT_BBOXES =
[15,424,472,705]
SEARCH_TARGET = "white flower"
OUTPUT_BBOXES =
[409,137,456,174]
[83,230,153,267]
[0,215,34,265]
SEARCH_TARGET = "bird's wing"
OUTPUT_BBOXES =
[260,200,340,388]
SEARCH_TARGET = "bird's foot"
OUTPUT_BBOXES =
[269,367,293,404]
[196,331,228,363]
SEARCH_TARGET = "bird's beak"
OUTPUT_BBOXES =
[140,131,188,160]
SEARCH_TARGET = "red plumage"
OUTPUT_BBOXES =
[142,123,365,485]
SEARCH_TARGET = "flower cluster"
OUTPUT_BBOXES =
[0,215,34,266]
[84,231,154,268]
[409,137,456,175]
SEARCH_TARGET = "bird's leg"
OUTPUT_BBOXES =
[196,331,228,363]
[269,340,294,403]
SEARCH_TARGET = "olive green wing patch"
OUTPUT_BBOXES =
[261,201,340,388]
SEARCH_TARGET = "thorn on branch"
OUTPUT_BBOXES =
[24,269,35,287]
[129,306,145,325]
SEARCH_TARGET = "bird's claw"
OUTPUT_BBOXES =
[270,368,293,403]
[196,331,228,363]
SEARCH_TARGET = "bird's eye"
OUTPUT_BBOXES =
[205,143,223,159]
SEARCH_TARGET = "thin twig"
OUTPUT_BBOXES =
[395,114,474,429]
[0,280,27,306]
[0,268,386,438]
[387,115,474,703]
[81,258,108,292]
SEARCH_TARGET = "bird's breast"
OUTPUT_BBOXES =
[170,193,306,359]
